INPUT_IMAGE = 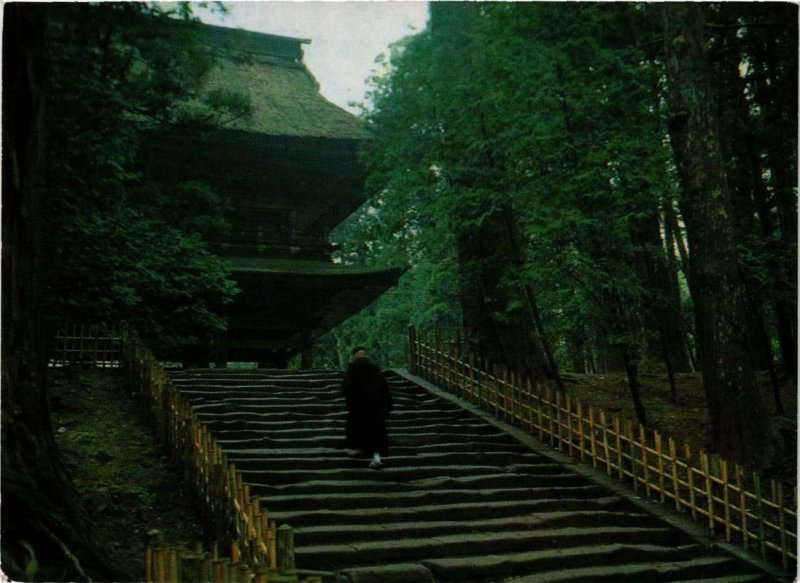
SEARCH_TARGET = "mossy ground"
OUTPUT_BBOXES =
[50,368,210,581]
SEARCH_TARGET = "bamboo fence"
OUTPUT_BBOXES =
[49,323,122,368]
[121,330,301,583]
[408,325,797,573]
[143,537,313,583]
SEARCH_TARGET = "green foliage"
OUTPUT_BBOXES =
[316,4,794,384]
[322,4,686,374]
[38,3,241,351]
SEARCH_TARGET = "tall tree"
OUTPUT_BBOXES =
[661,3,779,468]
[2,4,239,578]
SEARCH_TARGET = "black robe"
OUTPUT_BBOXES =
[342,358,393,455]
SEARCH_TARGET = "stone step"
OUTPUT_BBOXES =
[504,555,767,583]
[172,380,344,391]
[199,414,489,431]
[225,450,552,471]
[268,496,628,528]
[216,440,532,457]
[194,408,479,422]
[171,369,773,582]
[420,543,720,582]
[251,485,608,512]
[292,511,660,545]
[182,393,438,407]
[208,419,512,440]
[248,473,591,497]
[295,527,687,571]
[238,463,572,485]
[224,433,527,455]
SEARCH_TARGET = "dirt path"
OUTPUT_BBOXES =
[50,368,209,580]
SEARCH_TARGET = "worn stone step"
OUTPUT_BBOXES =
[200,417,511,434]
[421,542,711,581]
[293,511,661,545]
[269,495,627,527]
[224,435,530,455]
[225,450,552,471]
[171,379,343,390]
[250,485,608,512]
[195,408,478,423]
[505,555,767,583]
[337,563,435,583]
[192,401,347,414]
[182,393,437,408]
[211,422,508,438]
[294,527,686,570]
[237,463,574,484]
[216,439,533,458]
[170,369,774,582]
[195,410,346,422]
[667,574,773,583]
[248,472,586,497]
[239,458,576,486]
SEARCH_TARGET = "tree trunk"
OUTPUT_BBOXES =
[662,202,697,372]
[2,6,124,580]
[661,3,779,469]
[711,19,783,393]
[456,210,551,381]
[745,8,798,386]
[628,208,692,377]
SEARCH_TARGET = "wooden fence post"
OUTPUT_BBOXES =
[600,410,611,476]
[669,438,680,512]
[276,524,296,574]
[408,325,418,374]
[686,444,697,521]
[702,453,715,536]
[721,460,731,543]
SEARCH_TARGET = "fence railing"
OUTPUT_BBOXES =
[143,537,311,583]
[121,330,301,583]
[408,325,796,573]
[49,323,122,368]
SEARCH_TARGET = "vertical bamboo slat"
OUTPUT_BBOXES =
[614,416,623,480]
[754,473,766,559]
[600,410,611,476]
[576,400,584,462]
[702,453,715,536]
[669,438,680,512]
[737,464,748,551]
[778,482,787,569]
[628,422,638,493]
[686,444,697,521]
[655,432,665,503]
[547,388,555,447]
[721,460,731,542]
[640,425,649,497]
[566,395,573,457]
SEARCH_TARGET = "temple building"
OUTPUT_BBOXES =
[144,23,402,367]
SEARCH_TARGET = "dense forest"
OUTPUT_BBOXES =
[3,4,240,579]
[2,2,797,581]
[312,3,797,471]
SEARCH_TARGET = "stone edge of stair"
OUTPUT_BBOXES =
[389,368,792,583]
[338,562,435,583]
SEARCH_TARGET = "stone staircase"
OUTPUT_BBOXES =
[167,368,776,583]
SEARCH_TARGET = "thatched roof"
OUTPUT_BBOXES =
[200,23,370,140]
